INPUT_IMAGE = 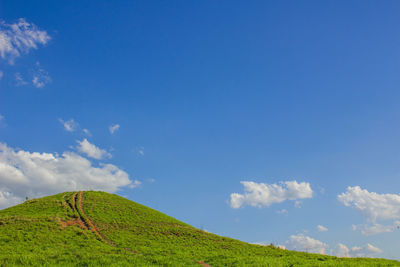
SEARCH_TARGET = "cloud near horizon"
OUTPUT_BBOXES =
[286,234,328,254]
[336,243,383,258]
[282,234,382,258]
[0,142,139,209]
[338,186,400,235]
[230,180,313,209]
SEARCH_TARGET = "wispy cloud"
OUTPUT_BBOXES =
[352,222,400,236]
[83,128,91,136]
[282,234,383,258]
[229,180,313,209]
[13,63,51,88]
[128,180,142,189]
[276,209,288,215]
[336,243,383,258]
[109,124,120,134]
[32,62,51,88]
[15,72,28,86]
[294,200,302,208]
[137,147,144,156]
[0,18,51,64]
[317,225,328,232]
[0,114,5,128]
[76,139,111,160]
[59,118,78,132]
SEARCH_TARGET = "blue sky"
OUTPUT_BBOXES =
[1,0,400,259]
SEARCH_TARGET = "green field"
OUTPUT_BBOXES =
[0,191,398,266]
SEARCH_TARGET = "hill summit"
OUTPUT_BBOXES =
[0,191,398,266]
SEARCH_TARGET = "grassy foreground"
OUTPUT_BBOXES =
[0,191,398,266]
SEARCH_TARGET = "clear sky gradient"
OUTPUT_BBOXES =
[1,0,400,259]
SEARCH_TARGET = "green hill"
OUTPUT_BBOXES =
[0,191,398,266]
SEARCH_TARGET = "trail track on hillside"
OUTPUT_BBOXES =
[78,191,112,243]
[61,192,210,265]
[197,261,212,267]
[61,192,112,245]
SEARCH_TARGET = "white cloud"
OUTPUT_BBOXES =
[12,63,51,88]
[128,180,141,188]
[229,180,313,209]
[109,124,120,134]
[286,234,328,254]
[83,129,91,136]
[276,209,288,215]
[0,114,3,121]
[336,243,350,257]
[59,118,78,132]
[352,222,400,236]
[338,186,400,222]
[0,142,138,209]
[15,72,28,86]
[0,71,3,80]
[76,139,111,160]
[283,233,384,258]
[32,62,51,88]
[0,18,50,64]
[338,186,400,235]
[317,225,328,232]
[294,200,302,208]
[335,243,383,258]
[0,191,21,209]
[137,147,144,156]
[351,244,383,257]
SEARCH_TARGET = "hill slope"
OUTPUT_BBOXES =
[0,191,398,266]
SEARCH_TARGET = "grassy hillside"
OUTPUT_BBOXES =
[0,191,398,266]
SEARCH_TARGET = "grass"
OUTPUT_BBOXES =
[0,191,398,266]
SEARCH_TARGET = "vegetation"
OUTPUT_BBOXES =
[0,191,398,266]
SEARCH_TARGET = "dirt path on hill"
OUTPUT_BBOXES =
[197,261,212,267]
[61,192,211,263]
[61,193,86,229]
[61,192,117,247]
[76,191,111,244]
[79,192,140,253]
[71,192,77,211]
[62,192,144,255]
